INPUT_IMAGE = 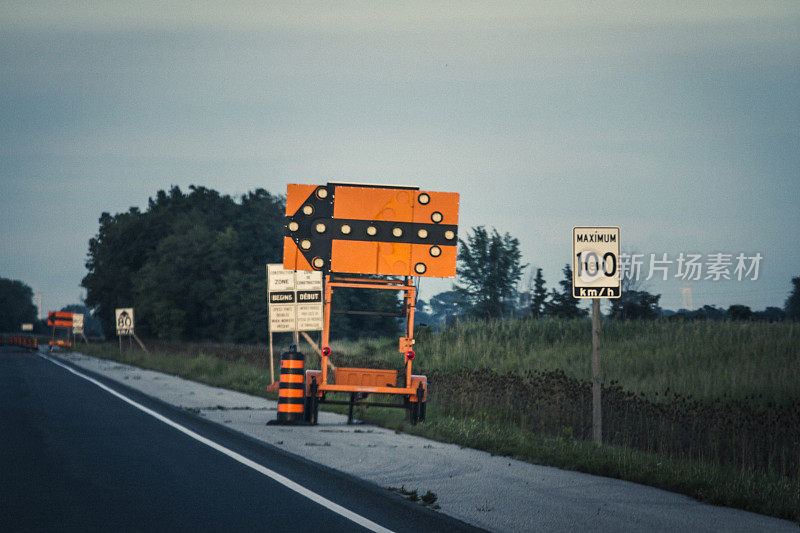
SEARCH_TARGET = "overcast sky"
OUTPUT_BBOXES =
[2,1,799,316]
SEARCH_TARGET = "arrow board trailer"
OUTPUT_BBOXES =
[283,182,459,278]
[572,227,621,299]
[281,183,460,426]
[47,311,74,349]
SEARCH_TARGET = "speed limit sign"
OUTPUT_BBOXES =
[572,227,620,298]
[115,308,135,335]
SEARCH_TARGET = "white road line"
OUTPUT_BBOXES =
[37,352,393,533]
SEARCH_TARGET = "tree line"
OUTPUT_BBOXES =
[419,226,796,326]
[5,185,800,340]
[422,225,658,324]
[80,185,396,342]
[0,278,36,332]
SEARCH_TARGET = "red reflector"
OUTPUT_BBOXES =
[322,346,331,356]
[406,350,415,360]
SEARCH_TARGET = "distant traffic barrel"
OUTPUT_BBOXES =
[275,346,305,424]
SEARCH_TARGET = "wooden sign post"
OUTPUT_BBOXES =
[573,226,621,445]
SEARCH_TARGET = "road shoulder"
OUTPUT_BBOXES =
[50,349,798,533]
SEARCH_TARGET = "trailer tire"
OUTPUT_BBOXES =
[309,395,319,425]
[408,400,420,425]
[304,378,320,425]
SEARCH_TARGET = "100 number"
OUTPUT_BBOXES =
[576,251,617,278]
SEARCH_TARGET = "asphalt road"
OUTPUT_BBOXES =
[0,346,480,532]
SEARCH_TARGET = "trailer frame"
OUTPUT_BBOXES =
[304,274,427,424]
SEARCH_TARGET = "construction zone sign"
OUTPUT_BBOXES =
[283,182,459,277]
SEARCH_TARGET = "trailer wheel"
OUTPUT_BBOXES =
[304,378,320,425]
[408,400,420,425]
[347,392,356,425]
[416,381,427,423]
[408,382,426,425]
[309,394,319,425]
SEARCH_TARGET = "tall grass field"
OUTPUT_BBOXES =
[334,319,800,402]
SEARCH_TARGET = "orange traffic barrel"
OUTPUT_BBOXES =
[272,346,306,424]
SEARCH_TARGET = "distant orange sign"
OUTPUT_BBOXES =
[284,183,459,277]
[47,311,73,328]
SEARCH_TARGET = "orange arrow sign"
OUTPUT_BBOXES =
[283,182,459,277]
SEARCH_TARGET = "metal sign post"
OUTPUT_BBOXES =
[573,226,620,445]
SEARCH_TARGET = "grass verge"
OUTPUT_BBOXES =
[358,406,800,524]
[75,342,799,524]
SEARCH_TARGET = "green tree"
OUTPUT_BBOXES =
[456,226,526,319]
[785,276,800,321]
[727,304,753,321]
[609,290,661,320]
[429,290,469,326]
[83,185,285,341]
[544,264,587,318]
[329,282,401,340]
[413,298,433,327]
[0,278,37,332]
[61,304,104,337]
[82,207,150,336]
[83,184,402,342]
[133,219,238,339]
[698,305,725,321]
[756,306,785,321]
[529,267,547,319]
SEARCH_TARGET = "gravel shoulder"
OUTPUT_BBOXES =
[52,350,798,533]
